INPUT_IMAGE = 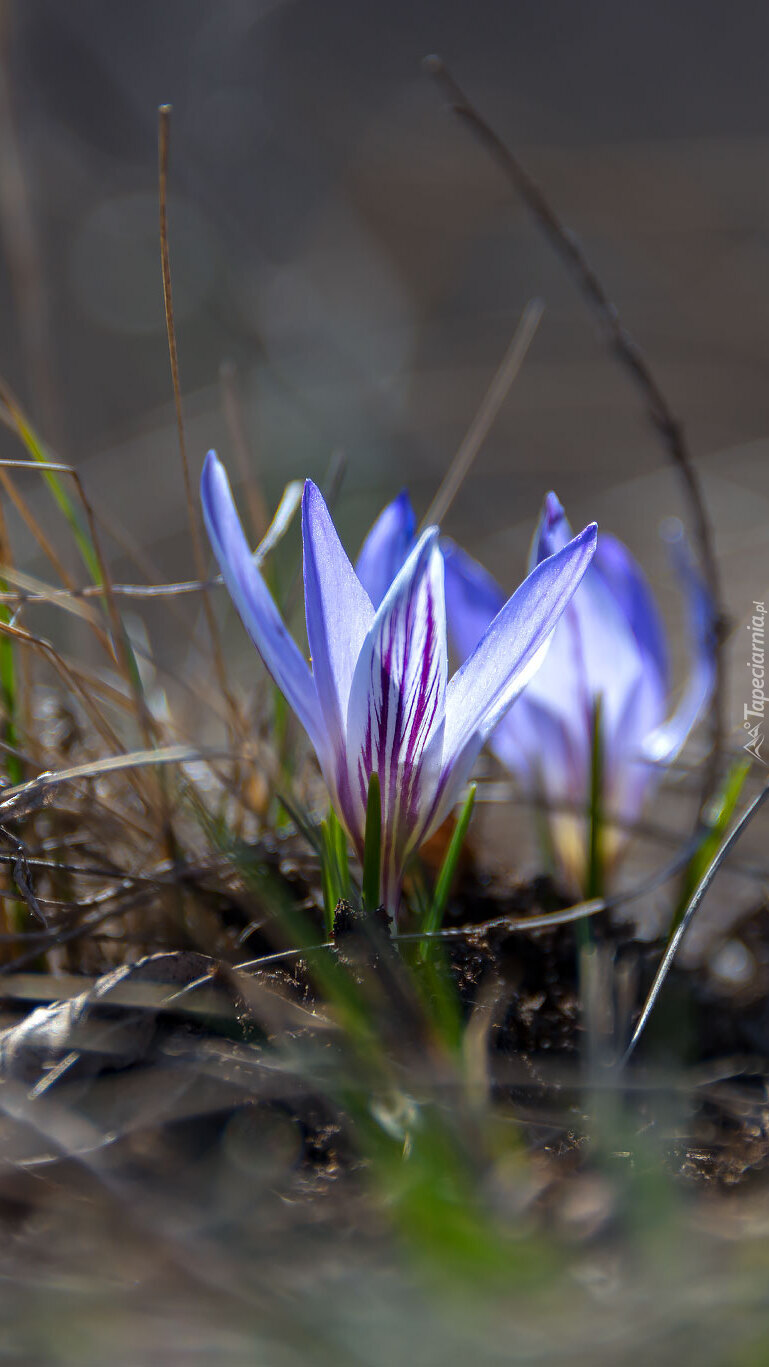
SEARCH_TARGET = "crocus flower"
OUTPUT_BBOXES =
[201,454,597,912]
[443,494,715,892]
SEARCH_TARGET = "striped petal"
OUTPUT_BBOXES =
[355,490,417,609]
[200,452,326,758]
[345,528,447,906]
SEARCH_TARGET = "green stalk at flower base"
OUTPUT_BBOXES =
[419,782,477,961]
[362,772,382,912]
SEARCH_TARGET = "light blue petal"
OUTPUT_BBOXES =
[302,479,374,755]
[201,452,326,758]
[345,527,447,907]
[643,527,716,763]
[442,539,506,664]
[435,522,598,832]
[355,490,417,609]
[528,493,653,731]
[592,532,669,691]
[491,693,587,804]
[529,491,572,569]
[607,674,660,824]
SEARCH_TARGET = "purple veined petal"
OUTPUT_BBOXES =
[345,527,447,907]
[442,539,506,663]
[302,480,375,757]
[355,490,417,609]
[592,532,669,691]
[432,522,597,834]
[642,526,716,764]
[201,452,326,759]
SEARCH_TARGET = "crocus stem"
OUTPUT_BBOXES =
[320,807,352,934]
[420,783,477,962]
[585,694,605,908]
[332,809,351,902]
[362,772,382,911]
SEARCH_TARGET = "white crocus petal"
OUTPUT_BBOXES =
[200,452,327,759]
[302,479,375,758]
[345,528,447,902]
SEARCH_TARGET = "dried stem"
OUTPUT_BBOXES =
[422,297,544,529]
[158,106,237,725]
[0,5,62,444]
[220,360,269,542]
[425,56,726,806]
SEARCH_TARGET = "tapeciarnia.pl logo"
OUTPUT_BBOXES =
[744,600,766,763]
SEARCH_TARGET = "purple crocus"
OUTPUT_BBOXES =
[201,454,597,912]
[443,494,716,891]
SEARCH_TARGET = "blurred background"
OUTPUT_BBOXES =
[0,0,767,810]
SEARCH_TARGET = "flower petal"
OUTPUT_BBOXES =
[442,539,506,663]
[302,479,375,751]
[201,452,325,755]
[491,693,586,801]
[592,532,669,690]
[355,490,417,609]
[529,491,572,568]
[345,528,447,905]
[436,522,597,827]
[642,527,716,763]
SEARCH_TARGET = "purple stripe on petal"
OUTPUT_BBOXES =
[346,528,447,904]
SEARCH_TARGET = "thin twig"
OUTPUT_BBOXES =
[425,56,726,806]
[158,106,235,720]
[422,298,544,528]
[0,9,61,443]
[220,359,269,542]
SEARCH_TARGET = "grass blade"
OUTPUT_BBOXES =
[621,774,769,1066]
[420,783,476,959]
[668,756,750,935]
